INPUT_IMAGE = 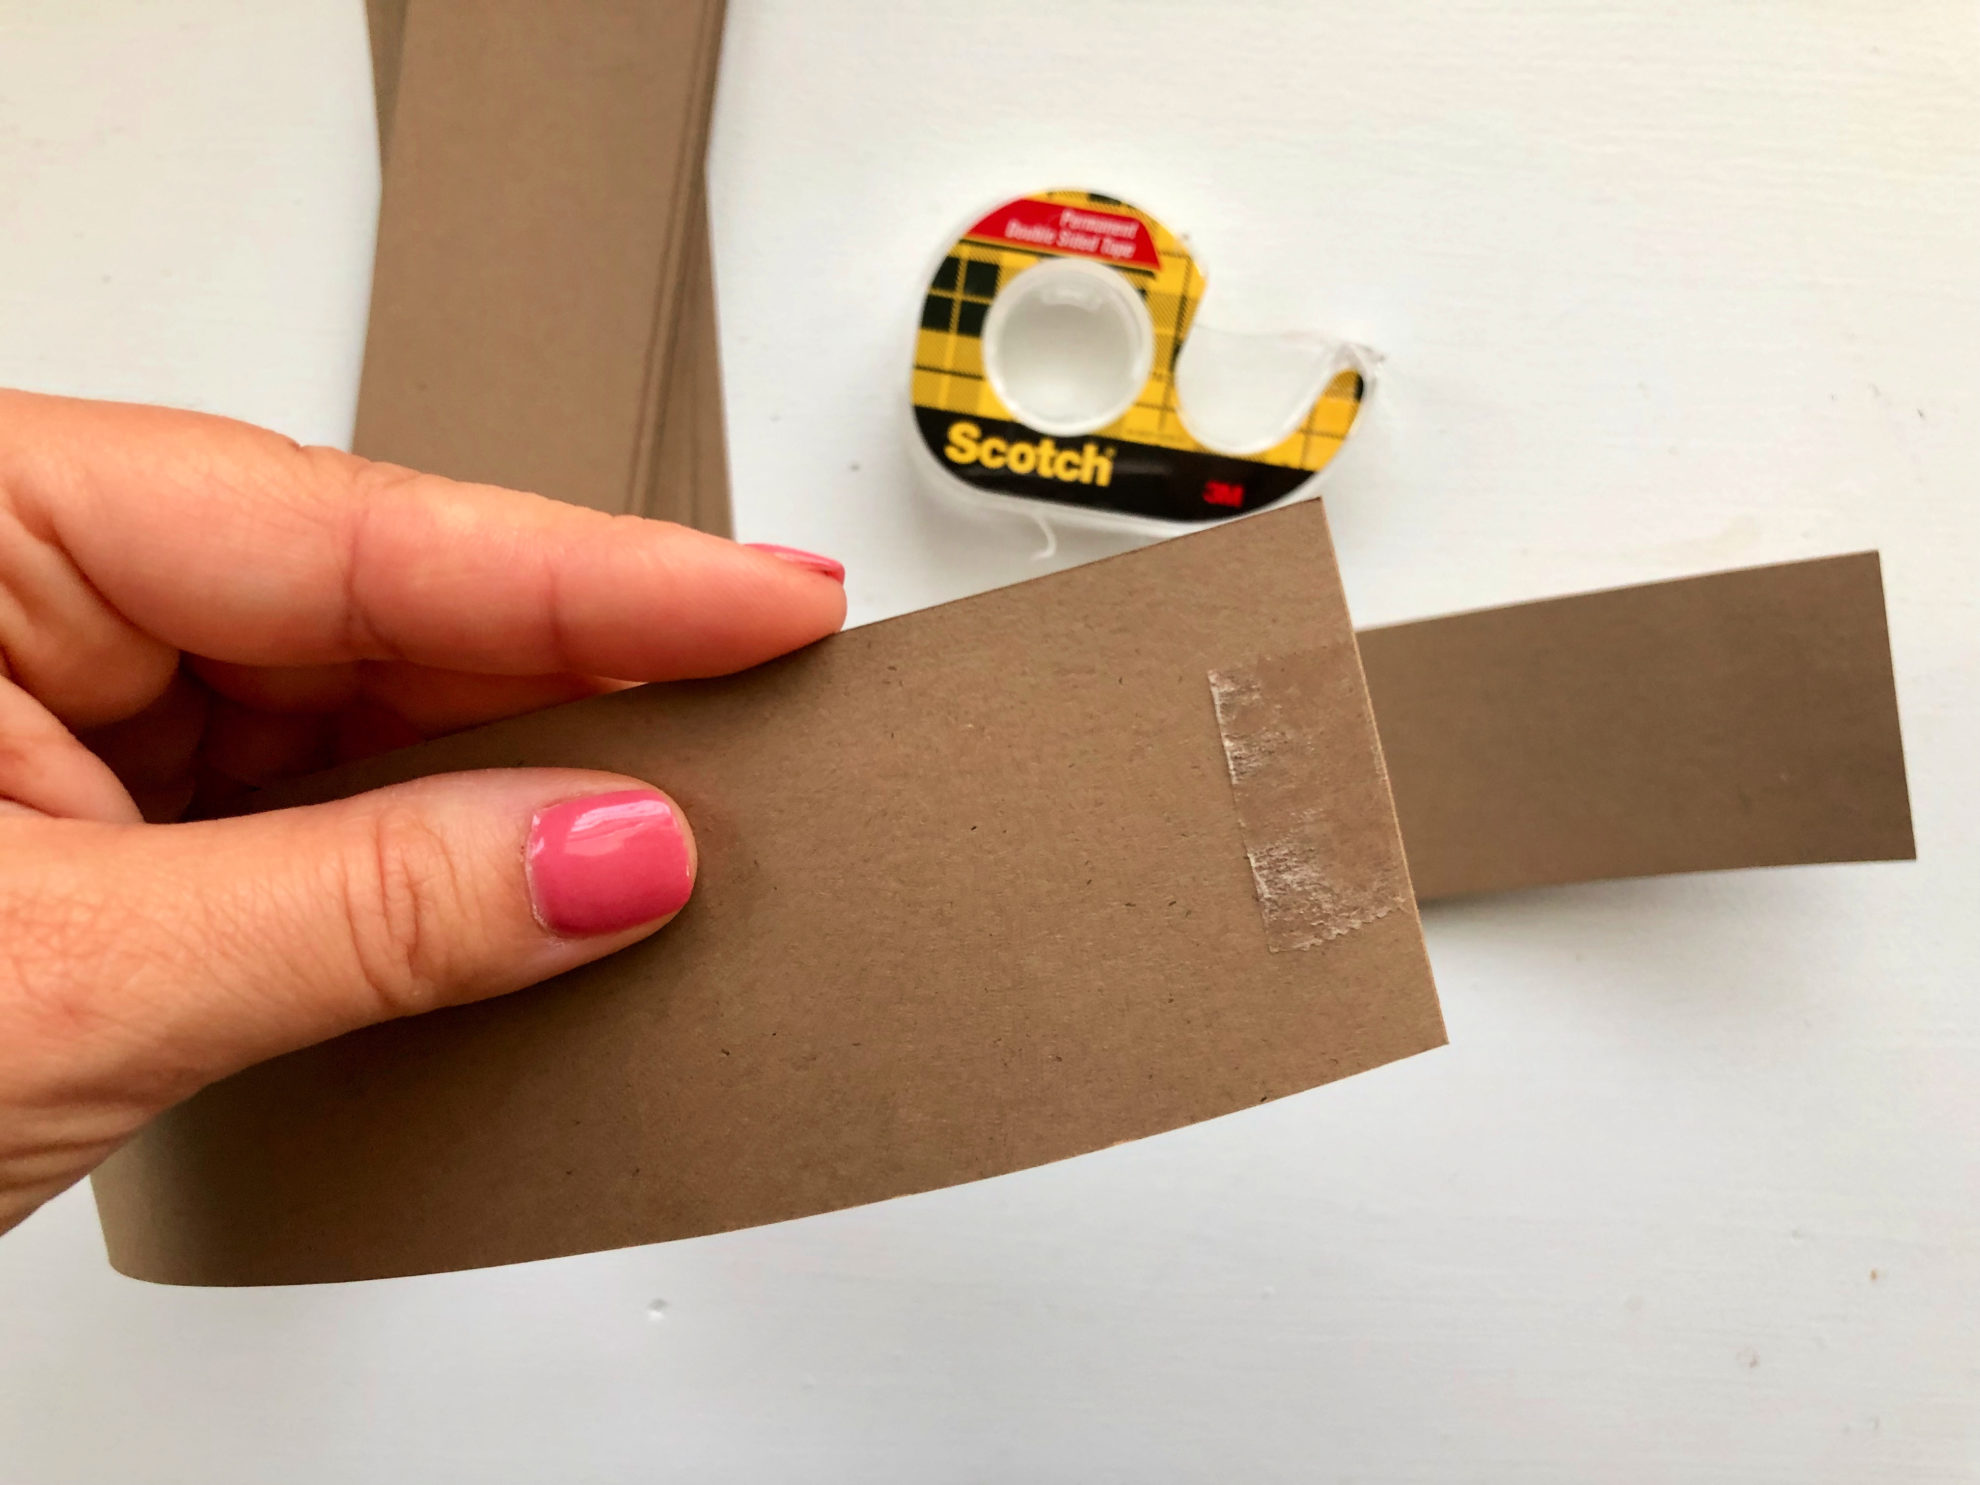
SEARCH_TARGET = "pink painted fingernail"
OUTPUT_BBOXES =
[745,543,845,582]
[526,790,694,937]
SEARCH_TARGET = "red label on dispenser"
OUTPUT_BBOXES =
[963,198,1161,270]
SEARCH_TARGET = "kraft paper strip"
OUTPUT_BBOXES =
[1360,551,1915,901]
[92,501,1444,1286]
[355,0,730,520]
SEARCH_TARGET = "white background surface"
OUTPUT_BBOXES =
[2,2,1977,1479]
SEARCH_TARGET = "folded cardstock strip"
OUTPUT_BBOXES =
[1209,643,1413,949]
[93,501,1443,1286]
[89,522,1911,1285]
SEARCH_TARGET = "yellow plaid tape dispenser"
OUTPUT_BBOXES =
[910,188,1370,536]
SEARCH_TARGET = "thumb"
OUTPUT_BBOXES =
[0,770,693,1226]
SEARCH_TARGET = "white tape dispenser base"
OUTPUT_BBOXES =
[909,188,1371,541]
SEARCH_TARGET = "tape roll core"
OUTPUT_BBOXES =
[982,257,1155,437]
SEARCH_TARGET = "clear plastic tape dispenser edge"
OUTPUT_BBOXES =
[907,188,1377,550]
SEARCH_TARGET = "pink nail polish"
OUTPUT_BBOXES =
[745,543,845,583]
[526,790,694,937]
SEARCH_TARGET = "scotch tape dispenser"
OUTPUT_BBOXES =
[908,188,1374,542]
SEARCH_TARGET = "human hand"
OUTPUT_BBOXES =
[0,390,846,1234]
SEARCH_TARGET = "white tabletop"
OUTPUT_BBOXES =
[3,2,1976,1479]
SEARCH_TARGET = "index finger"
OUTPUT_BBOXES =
[0,391,845,690]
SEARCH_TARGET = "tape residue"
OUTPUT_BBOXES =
[1209,643,1412,951]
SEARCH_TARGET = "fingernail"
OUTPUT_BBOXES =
[526,790,694,937]
[745,543,845,583]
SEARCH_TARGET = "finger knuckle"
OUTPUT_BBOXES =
[336,804,471,1020]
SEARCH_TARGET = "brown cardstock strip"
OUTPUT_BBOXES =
[644,192,735,538]
[92,500,1443,1286]
[1210,642,1412,949]
[356,0,731,526]
[363,0,406,153]
[625,0,730,523]
[365,0,733,533]
[1362,552,1914,901]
